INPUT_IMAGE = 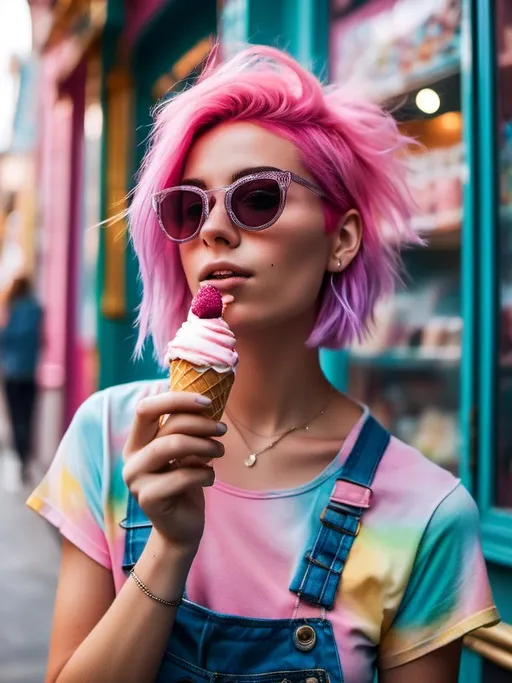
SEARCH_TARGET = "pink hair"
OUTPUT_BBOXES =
[129,45,419,364]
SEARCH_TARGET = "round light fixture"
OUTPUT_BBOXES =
[415,88,441,115]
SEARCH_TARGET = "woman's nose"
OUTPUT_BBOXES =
[200,194,241,248]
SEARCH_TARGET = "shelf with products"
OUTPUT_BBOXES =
[347,81,463,474]
[348,361,461,475]
[329,0,462,106]
[373,63,460,107]
[329,0,465,474]
[402,108,465,241]
[411,215,462,250]
[348,262,462,474]
[499,52,512,68]
[502,205,512,222]
[350,263,462,365]
[350,348,460,370]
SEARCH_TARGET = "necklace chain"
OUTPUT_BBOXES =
[226,387,334,468]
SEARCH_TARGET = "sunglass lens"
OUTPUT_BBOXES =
[159,189,203,241]
[232,178,281,228]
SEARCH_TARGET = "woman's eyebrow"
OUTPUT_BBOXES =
[231,166,282,182]
[180,177,207,188]
[181,166,283,188]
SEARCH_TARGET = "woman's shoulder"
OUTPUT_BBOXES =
[372,427,466,526]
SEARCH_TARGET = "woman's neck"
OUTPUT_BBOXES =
[226,323,333,436]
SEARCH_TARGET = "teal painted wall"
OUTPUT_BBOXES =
[98,0,217,388]
[98,0,341,388]
[97,0,137,390]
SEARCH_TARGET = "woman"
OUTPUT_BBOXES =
[28,46,498,683]
[0,274,42,484]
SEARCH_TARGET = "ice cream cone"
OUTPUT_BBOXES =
[170,358,234,422]
[161,285,237,427]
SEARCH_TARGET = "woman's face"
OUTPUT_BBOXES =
[178,122,335,336]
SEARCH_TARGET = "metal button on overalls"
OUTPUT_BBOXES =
[293,625,317,652]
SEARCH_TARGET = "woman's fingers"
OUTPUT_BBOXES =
[124,390,214,454]
[131,467,216,513]
[123,433,224,485]
[157,413,227,440]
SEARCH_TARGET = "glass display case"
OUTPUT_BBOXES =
[329,2,512,668]
[330,0,464,476]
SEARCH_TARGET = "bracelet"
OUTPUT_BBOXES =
[130,569,183,607]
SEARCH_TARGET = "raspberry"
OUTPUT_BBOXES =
[191,285,223,318]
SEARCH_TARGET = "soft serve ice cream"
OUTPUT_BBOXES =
[164,285,237,422]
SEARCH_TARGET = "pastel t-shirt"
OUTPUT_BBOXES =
[27,381,499,683]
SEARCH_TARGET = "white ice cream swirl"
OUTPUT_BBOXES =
[165,311,238,373]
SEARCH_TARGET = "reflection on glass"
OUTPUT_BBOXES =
[349,252,462,476]
[497,0,512,509]
[336,0,465,476]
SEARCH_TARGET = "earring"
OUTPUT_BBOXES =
[337,260,342,269]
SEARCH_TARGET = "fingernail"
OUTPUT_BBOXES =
[195,396,212,406]
[216,422,228,435]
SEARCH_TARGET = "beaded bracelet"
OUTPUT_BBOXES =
[130,569,183,607]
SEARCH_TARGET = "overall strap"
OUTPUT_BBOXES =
[289,415,390,610]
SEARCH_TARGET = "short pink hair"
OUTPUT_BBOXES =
[129,45,418,363]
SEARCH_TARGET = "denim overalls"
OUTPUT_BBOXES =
[121,416,390,683]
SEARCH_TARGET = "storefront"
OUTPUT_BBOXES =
[31,0,106,466]
[324,0,512,678]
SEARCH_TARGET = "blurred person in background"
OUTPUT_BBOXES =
[0,273,42,484]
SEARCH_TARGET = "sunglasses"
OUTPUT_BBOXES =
[151,170,328,243]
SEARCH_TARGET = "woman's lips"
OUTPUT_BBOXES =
[199,275,251,290]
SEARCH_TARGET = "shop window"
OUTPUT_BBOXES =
[330,0,464,476]
[497,0,512,510]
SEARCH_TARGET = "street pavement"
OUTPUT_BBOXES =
[0,449,61,683]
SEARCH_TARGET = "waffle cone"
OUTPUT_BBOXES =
[170,358,234,422]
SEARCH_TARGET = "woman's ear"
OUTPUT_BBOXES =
[327,209,362,273]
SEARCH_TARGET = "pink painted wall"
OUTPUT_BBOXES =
[63,61,86,427]
[37,49,73,395]
[37,44,87,434]
[124,0,167,47]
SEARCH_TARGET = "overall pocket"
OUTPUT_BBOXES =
[159,651,331,683]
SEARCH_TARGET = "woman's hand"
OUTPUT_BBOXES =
[122,390,226,555]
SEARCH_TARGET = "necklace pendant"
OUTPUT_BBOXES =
[245,453,257,468]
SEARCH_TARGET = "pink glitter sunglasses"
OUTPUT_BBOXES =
[151,170,328,243]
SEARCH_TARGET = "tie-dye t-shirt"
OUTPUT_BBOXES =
[27,380,499,683]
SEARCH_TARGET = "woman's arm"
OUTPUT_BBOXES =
[379,639,462,683]
[48,535,194,683]
[42,390,224,683]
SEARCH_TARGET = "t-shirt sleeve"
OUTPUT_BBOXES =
[379,482,500,670]
[26,391,111,569]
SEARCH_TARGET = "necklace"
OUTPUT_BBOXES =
[226,387,334,468]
